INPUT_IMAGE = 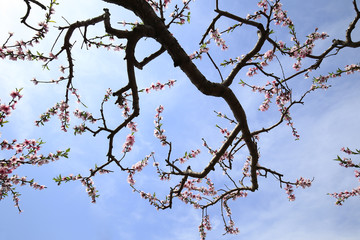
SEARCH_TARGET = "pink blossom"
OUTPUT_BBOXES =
[296,177,312,188]
[246,67,258,77]
[209,29,228,51]
[264,49,274,61]
[292,61,301,71]
[123,134,135,152]
[0,104,11,116]
[127,121,138,132]
[278,40,285,49]
[285,184,295,201]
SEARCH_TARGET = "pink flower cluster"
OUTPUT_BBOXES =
[127,153,153,186]
[311,63,360,90]
[55,168,114,203]
[224,219,240,235]
[0,1,57,63]
[220,56,243,66]
[0,38,52,62]
[154,105,167,146]
[199,215,212,240]
[242,80,292,115]
[68,87,82,104]
[296,177,312,188]
[282,108,300,140]
[285,183,295,201]
[0,89,23,123]
[177,177,217,208]
[218,126,230,138]
[127,121,138,132]
[168,0,191,25]
[151,158,171,181]
[117,93,131,118]
[263,49,274,62]
[284,177,312,201]
[344,64,360,75]
[257,0,269,12]
[242,156,251,177]
[329,187,360,206]
[189,43,210,60]
[222,190,248,234]
[36,100,70,132]
[82,177,98,203]
[74,109,97,123]
[338,157,356,168]
[143,79,176,93]
[272,2,293,27]
[190,27,227,60]
[218,190,244,235]
[178,149,201,164]
[330,147,360,205]
[250,83,299,140]
[1,90,69,212]
[73,109,98,135]
[355,170,360,179]
[55,172,103,203]
[163,0,171,8]
[73,124,86,135]
[123,134,135,153]
[247,1,292,26]
[335,147,360,168]
[202,138,234,164]
[139,190,165,208]
[246,67,259,77]
[121,121,138,152]
[209,29,228,51]
[254,2,330,73]
[288,30,328,71]
[341,147,354,155]
[1,139,67,166]
[103,88,113,102]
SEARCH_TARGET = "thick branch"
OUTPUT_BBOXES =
[103,0,260,191]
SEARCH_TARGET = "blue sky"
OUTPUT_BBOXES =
[1,0,360,239]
